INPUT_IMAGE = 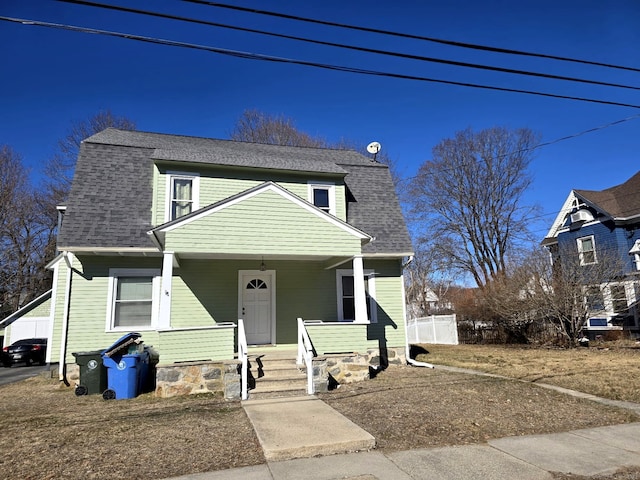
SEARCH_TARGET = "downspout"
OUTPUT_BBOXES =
[58,252,73,385]
[401,256,434,368]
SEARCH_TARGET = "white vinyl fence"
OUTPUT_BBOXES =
[407,314,459,345]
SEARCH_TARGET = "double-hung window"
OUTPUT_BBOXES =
[610,284,628,313]
[577,235,597,265]
[584,285,604,312]
[308,182,335,215]
[107,269,160,331]
[166,173,199,222]
[336,269,376,323]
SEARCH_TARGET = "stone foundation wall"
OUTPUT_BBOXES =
[66,363,80,384]
[324,347,406,385]
[64,346,406,399]
[155,361,242,399]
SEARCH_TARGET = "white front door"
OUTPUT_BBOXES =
[239,271,274,345]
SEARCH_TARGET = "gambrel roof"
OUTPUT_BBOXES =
[58,128,413,256]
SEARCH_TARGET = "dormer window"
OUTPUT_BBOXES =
[308,182,335,215]
[166,172,199,222]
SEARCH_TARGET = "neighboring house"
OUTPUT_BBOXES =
[406,286,439,318]
[542,171,640,337]
[0,290,52,348]
[47,128,413,396]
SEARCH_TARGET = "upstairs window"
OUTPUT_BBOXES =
[308,183,335,215]
[577,236,597,265]
[166,173,199,222]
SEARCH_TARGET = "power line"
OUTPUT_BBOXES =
[3,16,640,110]
[185,0,640,74]
[400,113,640,185]
[58,0,640,92]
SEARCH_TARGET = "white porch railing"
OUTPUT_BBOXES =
[237,319,249,400]
[296,317,315,395]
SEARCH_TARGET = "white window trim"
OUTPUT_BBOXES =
[106,268,161,332]
[577,235,597,266]
[308,182,336,216]
[629,239,640,271]
[165,171,200,222]
[336,269,377,323]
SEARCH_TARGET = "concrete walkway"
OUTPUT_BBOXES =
[241,396,375,461]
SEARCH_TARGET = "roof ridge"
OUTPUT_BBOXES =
[90,127,369,155]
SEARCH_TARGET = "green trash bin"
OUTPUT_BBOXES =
[72,351,107,396]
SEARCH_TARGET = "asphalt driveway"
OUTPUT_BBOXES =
[0,364,51,386]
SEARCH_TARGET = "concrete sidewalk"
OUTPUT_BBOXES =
[167,422,640,479]
[166,402,640,480]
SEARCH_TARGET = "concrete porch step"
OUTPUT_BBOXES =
[247,351,311,399]
[249,383,308,400]
[249,362,306,378]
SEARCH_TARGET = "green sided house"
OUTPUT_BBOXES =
[49,128,414,399]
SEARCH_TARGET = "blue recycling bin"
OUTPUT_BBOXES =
[102,350,150,400]
[101,333,148,400]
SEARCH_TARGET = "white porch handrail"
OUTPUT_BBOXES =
[297,317,314,395]
[237,319,249,400]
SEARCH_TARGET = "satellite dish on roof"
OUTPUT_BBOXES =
[366,141,381,154]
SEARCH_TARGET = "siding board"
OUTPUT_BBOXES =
[164,190,362,255]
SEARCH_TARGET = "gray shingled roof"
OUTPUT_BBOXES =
[576,170,640,220]
[58,128,413,255]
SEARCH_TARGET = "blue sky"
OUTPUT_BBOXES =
[1,0,639,241]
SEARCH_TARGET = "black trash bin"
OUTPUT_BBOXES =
[139,346,159,393]
[72,351,107,396]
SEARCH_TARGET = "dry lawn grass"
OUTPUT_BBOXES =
[318,364,637,452]
[2,343,640,479]
[0,375,264,479]
[416,342,640,402]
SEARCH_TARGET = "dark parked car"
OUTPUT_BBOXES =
[2,338,47,367]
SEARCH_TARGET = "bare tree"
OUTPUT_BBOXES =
[481,249,547,343]
[405,243,458,317]
[540,244,630,346]
[484,245,631,347]
[45,110,136,205]
[0,146,25,232]
[409,127,540,288]
[230,109,326,148]
[1,146,54,318]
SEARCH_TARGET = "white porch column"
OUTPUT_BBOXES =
[353,255,368,323]
[158,252,174,329]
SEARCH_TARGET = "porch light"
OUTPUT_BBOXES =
[260,257,266,271]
